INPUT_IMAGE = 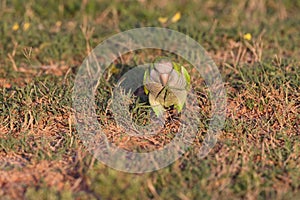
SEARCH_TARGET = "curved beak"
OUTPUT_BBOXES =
[160,73,169,86]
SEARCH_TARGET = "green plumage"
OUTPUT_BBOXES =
[143,59,190,117]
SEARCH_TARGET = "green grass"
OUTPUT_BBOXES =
[0,0,300,199]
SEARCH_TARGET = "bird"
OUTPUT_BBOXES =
[143,58,190,118]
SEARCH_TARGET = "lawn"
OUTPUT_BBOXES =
[0,0,299,199]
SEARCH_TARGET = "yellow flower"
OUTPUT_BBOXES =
[158,17,168,24]
[243,33,252,41]
[171,12,181,23]
[12,23,19,31]
[23,22,30,31]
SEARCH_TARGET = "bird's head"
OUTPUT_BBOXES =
[151,61,173,86]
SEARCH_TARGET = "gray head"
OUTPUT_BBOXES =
[151,60,173,86]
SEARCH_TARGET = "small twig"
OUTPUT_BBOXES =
[7,53,18,71]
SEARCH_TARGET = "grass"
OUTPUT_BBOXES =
[0,0,300,199]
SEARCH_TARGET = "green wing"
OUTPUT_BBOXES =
[143,68,150,95]
[181,65,191,89]
[172,62,190,88]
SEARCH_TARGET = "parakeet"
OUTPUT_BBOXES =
[143,58,191,117]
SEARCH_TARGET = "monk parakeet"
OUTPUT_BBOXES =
[143,59,191,117]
